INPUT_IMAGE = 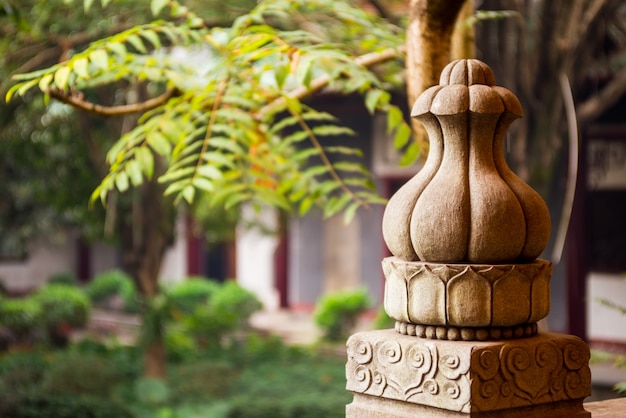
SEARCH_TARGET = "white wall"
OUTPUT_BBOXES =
[587,272,626,343]
[236,205,279,310]
[0,233,77,292]
[0,214,189,292]
[159,215,188,286]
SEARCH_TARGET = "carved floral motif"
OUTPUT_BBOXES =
[383,257,551,331]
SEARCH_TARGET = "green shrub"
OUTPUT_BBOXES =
[227,353,348,418]
[10,392,132,418]
[71,339,142,380]
[168,360,237,401]
[166,278,220,314]
[42,351,125,396]
[314,288,371,341]
[373,305,395,330]
[178,281,262,347]
[0,297,42,338]
[33,284,90,346]
[0,350,47,391]
[212,281,263,328]
[34,284,91,329]
[0,351,46,417]
[87,270,138,312]
[47,272,78,286]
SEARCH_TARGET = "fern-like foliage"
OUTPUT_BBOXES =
[8,0,410,222]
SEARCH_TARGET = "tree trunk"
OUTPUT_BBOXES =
[405,0,467,145]
[143,339,168,379]
[120,174,175,380]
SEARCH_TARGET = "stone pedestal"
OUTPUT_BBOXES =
[346,330,591,417]
[350,59,592,418]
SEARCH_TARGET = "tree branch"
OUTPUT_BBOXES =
[577,66,626,124]
[47,88,177,117]
[255,46,405,121]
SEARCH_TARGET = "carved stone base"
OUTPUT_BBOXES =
[346,330,591,417]
[383,258,552,329]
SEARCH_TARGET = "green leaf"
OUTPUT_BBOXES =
[297,58,314,88]
[274,63,289,88]
[292,148,319,162]
[107,42,127,57]
[399,142,420,167]
[365,89,385,114]
[16,79,39,97]
[302,165,330,179]
[84,0,94,12]
[136,147,155,179]
[54,67,71,90]
[316,180,342,195]
[333,161,368,174]
[127,34,147,54]
[343,202,360,224]
[196,165,223,180]
[5,83,21,102]
[141,30,162,50]
[284,97,302,115]
[209,182,246,205]
[151,0,169,16]
[126,160,143,186]
[254,188,291,211]
[72,57,90,79]
[89,49,109,70]
[298,196,315,216]
[159,166,195,183]
[181,185,196,204]
[163,180,185,196]
[215,108,253,125]
[201,152,235,168]
[147,131,172,155]
[38,73,54,91]
[324,146,363,156]
[323,194,351,218]
[312,125,354,137]
[210,138,244,154]
[393,122,412,149]
[192,177,214,192]
[11,67,56,81]
[269,115,298,134]
[224,190,251,210]
[115,171,130,192]
[280,130,309,145]
[386,106,403,134]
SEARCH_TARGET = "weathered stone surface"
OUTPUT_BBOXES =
[353,59,589,418]
[346,330,591,417]
[381,59,550,264]
[383,257,551,330]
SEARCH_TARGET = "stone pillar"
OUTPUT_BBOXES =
[346,59,591,417]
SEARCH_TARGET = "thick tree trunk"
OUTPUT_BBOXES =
[120,175,175,380]
[405,0,467,144]
[143,339,168,379]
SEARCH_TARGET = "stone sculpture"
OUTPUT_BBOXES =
[346,59,592,417]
